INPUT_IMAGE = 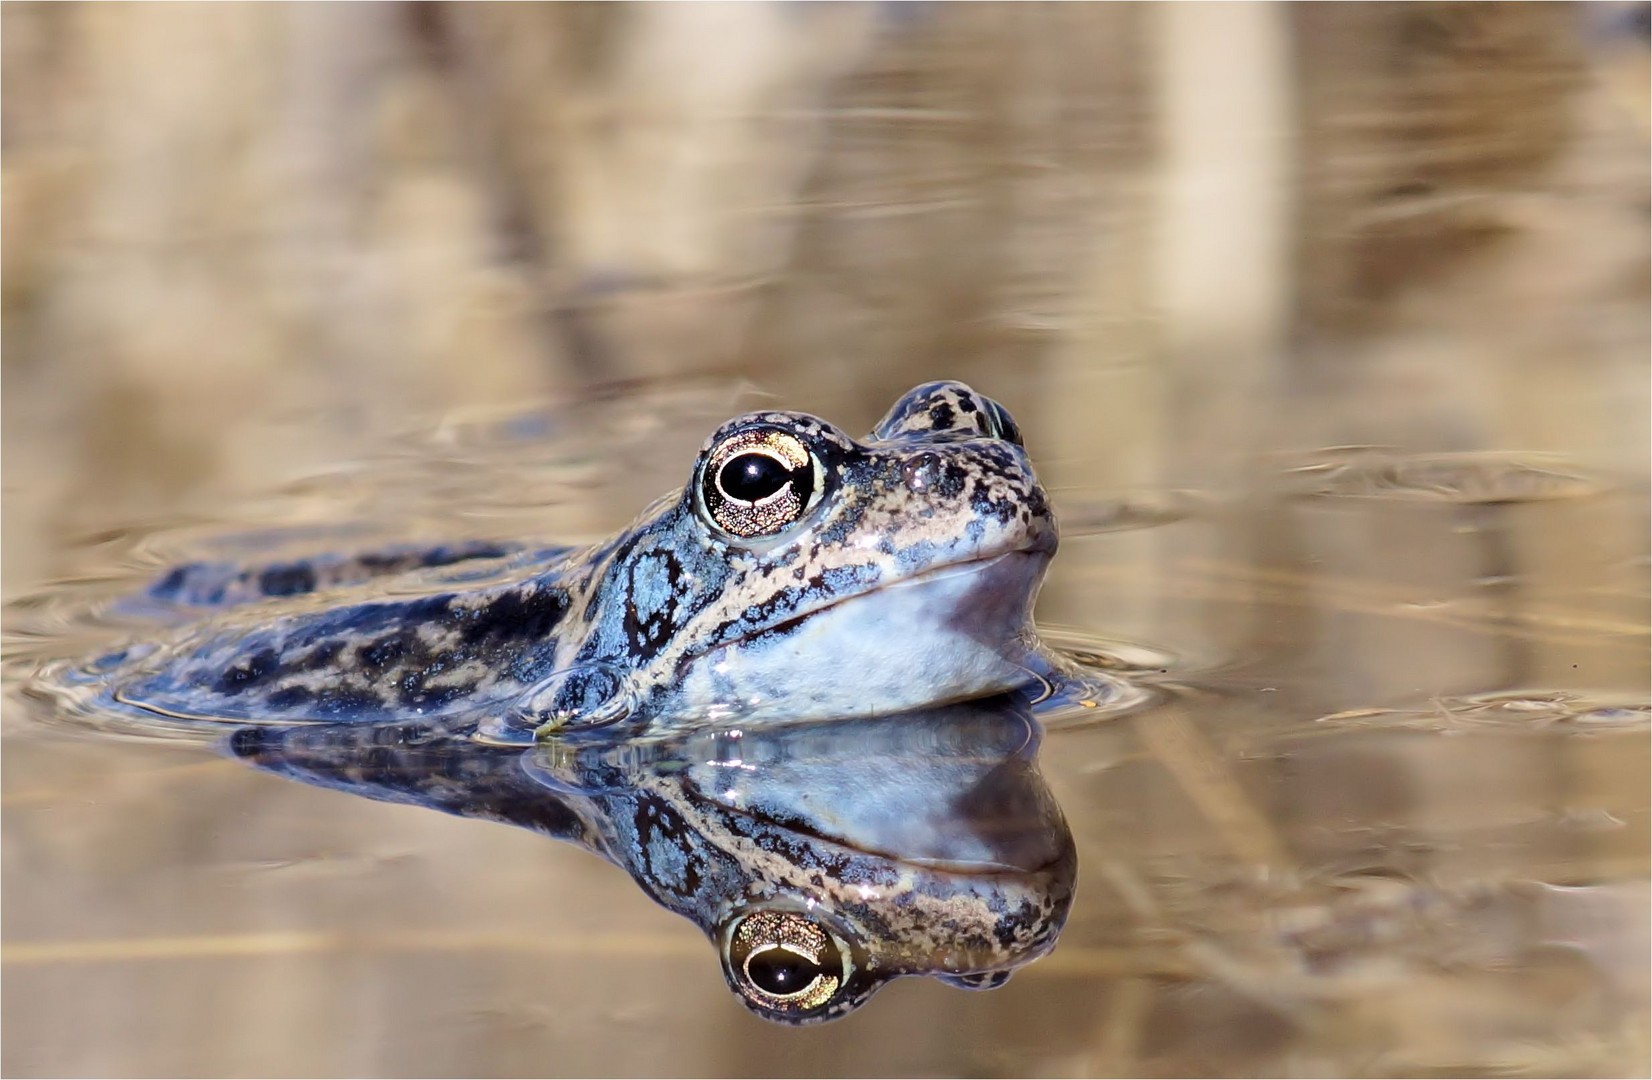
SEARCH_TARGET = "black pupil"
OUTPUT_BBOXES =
[746,948,822,996]
[720,453,791,502]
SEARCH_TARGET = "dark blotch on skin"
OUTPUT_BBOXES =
[357,553,412,573]
[928,401,957,432]
[421,543,514,568]
[534,666,622,719]
[259,563,319,597]
[358,630,413,671]
[507,651,556,685]
[929,460,967,499]
[226,726,270,758]
[393,595,459,629]
[216,648,282,694]
[267,686,315,710]
[457,588,569,647]
[314,688,384,719]
[354,544,514,575]
[151,566,189,599]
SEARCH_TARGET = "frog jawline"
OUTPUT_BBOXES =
[684,547,1049,667]
[682,778,1070,876]
[667,549,1052,722]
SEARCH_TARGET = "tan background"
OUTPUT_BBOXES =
[3,3,1648,1076]
[6,2,1646,587]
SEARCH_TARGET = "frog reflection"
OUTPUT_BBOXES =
[226,696,1075,1023]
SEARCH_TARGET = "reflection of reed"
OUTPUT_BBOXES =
[4,929,706,966]
[5,929,1196,978]
[1069,554,1649,646]
[1133,705,1290,869]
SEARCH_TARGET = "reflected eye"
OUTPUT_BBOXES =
[700,429,821,539]
[725,910,846,1015]
[746,943,824,995]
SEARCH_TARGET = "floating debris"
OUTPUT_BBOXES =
[1312,689,1649,735]
[1057,489,1211,534]
[1281,449,1606,504]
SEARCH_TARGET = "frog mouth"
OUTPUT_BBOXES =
[682,543,1053,677]
[877,548,1043,593]
[693,790,1072,875]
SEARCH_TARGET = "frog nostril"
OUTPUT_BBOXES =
[903,453,942,494]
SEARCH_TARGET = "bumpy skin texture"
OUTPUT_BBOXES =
[226,697,1076,1024]
[98,382,1056,733]
[143,541,528,610]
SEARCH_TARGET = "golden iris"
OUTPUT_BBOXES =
[726,910,843,1013]
[700,430,817,539]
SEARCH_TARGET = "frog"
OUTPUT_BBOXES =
[72,381,1059,735]
[224,694,1076,1024]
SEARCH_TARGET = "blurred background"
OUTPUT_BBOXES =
[3,3,1648,1076]
[5,1,1646,586]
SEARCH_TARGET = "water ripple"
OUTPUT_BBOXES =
[1312,689,1649,735]
[1281,448,1608,504]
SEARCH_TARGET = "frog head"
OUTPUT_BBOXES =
[547,381,1058,729]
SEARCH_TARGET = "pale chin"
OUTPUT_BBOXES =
[676,551,1051,723]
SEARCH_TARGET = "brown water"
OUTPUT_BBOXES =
[3,381,1648,1077]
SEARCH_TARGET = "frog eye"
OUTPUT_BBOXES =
[723,910,848,1017]
[699,429,822,540]
[983,400,1024,447]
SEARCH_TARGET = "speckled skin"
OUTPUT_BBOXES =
[226,695,1076,1024]
[143,540,529,610]
[95,382,1056,734]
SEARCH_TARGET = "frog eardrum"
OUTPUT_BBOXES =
[698,427,825,539]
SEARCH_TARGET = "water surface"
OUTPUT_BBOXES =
[5,382,1647,1076]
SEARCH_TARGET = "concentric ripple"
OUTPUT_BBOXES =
[1031,629,1179,729]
